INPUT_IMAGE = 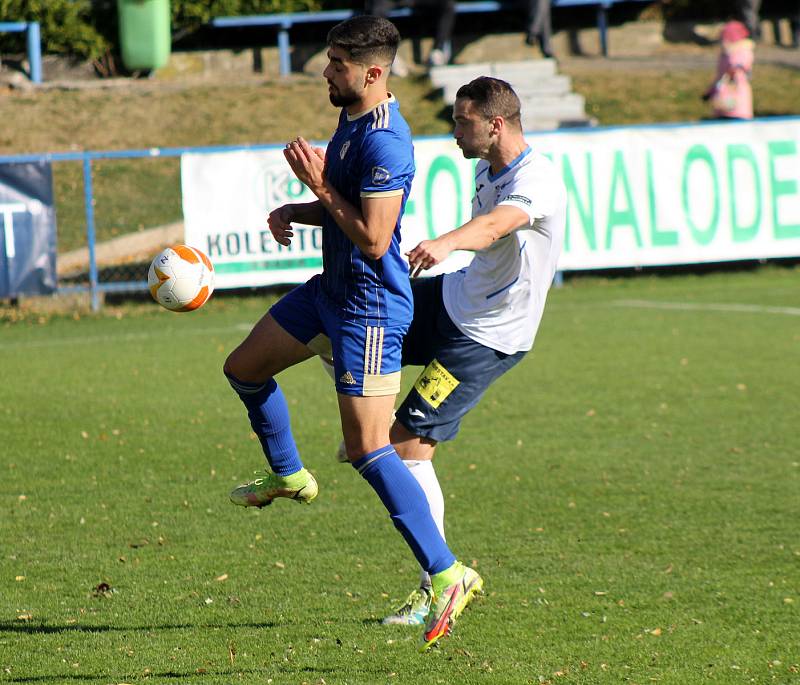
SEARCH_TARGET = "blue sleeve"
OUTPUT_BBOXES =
[359,128,415,195]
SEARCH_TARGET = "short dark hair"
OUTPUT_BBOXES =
[455,77,522,129]
[327,16,400,66]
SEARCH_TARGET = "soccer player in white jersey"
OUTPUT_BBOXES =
[380,76,567,626]
[223,16,480,651]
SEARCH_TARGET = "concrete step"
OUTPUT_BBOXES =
[523,118,596,131]
[439,74,572,102]
[428,59,557,91]
[511,75,573,96]
[520,91,585,110]
[520,93,588,122]
[490,59,559,81]
[522,104,588,125]
[430,58,590,130]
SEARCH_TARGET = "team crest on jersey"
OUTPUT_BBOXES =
[371,166,391,185]
[339,140,351,160]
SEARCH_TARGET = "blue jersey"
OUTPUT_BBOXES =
[321,96,415,327]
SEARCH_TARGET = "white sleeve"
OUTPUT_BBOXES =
[496,162,560,225]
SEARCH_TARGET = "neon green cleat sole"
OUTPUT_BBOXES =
[420,565,483,651]
[229,468,318,508]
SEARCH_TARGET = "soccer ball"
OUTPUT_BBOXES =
[147,244,215,312]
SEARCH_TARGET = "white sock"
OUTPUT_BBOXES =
[404,459,445,590]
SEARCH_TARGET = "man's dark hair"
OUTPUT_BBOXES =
[455,77,522,129]
[327,16,400,66]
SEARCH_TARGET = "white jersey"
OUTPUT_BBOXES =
[442,147,566,355]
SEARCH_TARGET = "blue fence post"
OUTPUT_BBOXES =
[27,22,42,83]
[597,5,609,56]
[82,156,101,312]
[278,22,291,76]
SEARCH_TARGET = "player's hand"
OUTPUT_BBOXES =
[268,204,295,246]
[406,238,451,278]
[283,137,326,196]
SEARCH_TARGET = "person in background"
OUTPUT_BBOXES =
[365,0,457,71]
[703,20,754,120]
[525,0,554,58]
[737,0,761,40]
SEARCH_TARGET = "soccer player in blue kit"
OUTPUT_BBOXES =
[223,16,481,650]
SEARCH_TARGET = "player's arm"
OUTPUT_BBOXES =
[267,200,323,247]
[407,205,530,277]
[320,192,402,260]
[289,201,324,225]
[283,136,401,259]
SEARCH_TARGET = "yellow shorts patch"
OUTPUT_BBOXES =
[413,359,459,409]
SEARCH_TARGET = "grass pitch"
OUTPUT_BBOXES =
[1,266,797,684]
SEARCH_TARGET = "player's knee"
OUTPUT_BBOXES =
[340,437,367,462]
[222,353,238,379]
[341,433,394,462]
[223,351,265,388]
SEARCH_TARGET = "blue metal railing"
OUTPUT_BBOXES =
[211,0,653,76]
[0,21,42,83]
[0,143,283,310]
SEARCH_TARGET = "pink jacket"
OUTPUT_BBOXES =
[707,39,754,120]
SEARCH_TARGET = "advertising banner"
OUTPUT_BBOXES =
[0,162,57,298]
[182,117,800,289]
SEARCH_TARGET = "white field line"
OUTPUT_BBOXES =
[0,323,253,351]
[613,299,800,316]
[4,299,798,352]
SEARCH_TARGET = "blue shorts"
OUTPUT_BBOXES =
[270,275,407,397]
[397,275,527,442]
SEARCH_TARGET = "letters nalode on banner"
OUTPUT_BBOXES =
[0,162,57,298]
[181,118,800,290]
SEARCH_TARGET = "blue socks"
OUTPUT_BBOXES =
[353,446,456,575]
[226,372,302,476]
[227,372,455,575]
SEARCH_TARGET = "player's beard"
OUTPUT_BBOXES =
[328,83,359,108]
[458,141,487,159]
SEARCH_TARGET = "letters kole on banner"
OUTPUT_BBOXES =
[181,118,800,289]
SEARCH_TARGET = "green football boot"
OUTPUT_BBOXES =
[382,587,433,626]
[420,563,484,651]
[229,468,318,508]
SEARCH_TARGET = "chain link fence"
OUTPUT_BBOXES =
[0,144,271,310]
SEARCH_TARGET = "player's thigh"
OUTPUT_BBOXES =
[225,282,322,382]
[330,317,406,458]
[397,335,526,442]
[224,313,313,382]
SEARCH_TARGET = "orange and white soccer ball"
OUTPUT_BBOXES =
[147,244,215,312]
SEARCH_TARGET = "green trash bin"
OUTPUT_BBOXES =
[118,0,171,71]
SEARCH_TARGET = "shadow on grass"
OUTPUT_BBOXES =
[7,667,277,683]
[7,676,109,683]
[3,621,350,684]
[0,620,277,635]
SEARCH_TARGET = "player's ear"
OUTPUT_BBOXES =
[490,115,504,136]
[365,64,384,84]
